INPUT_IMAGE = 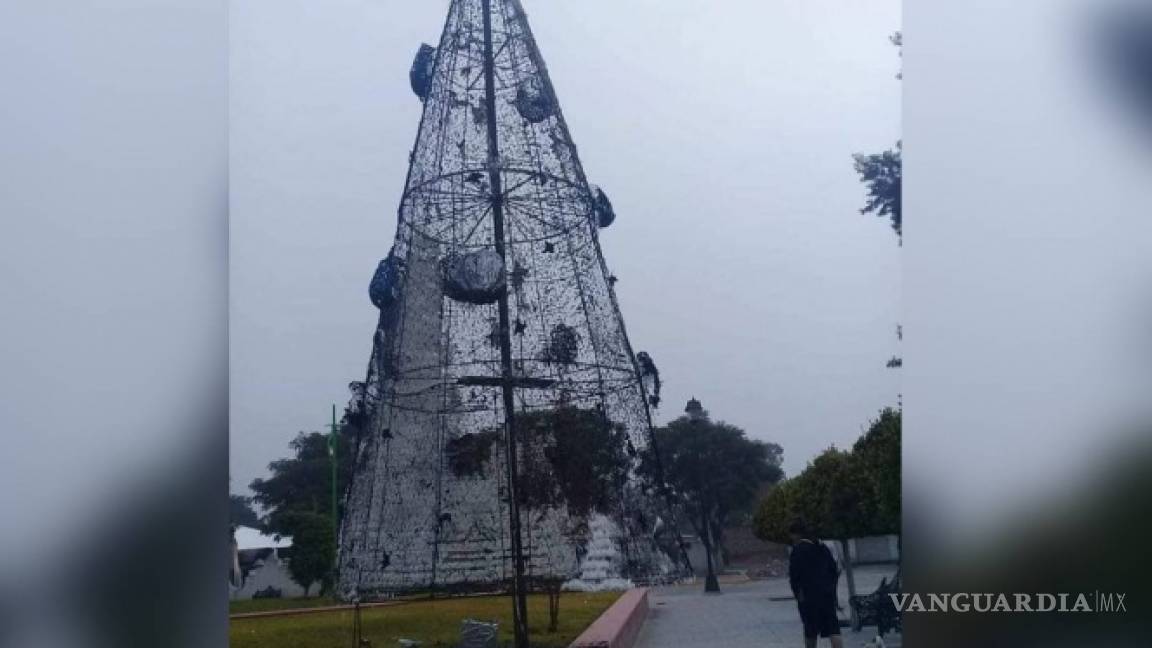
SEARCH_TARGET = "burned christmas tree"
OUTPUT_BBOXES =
[336,4,682,641]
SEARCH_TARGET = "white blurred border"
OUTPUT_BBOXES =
[0,1,228,646]
[904,0,1152,547]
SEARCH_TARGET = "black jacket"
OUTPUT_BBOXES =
[789,539,839,600]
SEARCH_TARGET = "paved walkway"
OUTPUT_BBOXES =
[636,565,901,648]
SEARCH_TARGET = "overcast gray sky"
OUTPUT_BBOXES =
[230,0,902,494]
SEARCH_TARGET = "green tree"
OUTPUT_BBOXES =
[229,493,262,530]
[890,31,903,80]
[853,408,901,534]
[754,448,879,627]
[715,441,784,567]
[513,406,632,632]
[278,511,336,597]
[515,406,631,519]
[250,430,354,595]
[641,409,784,592]
[752,478,800,545]
[853,142,902,240]
[725,441,785,526]
[854,32,903,242]
[798,449,879,611]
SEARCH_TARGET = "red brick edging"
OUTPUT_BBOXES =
[570,588,650,648]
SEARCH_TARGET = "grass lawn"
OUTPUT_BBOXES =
[229,591,621,648]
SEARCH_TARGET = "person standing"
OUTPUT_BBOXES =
[788,520,843,648]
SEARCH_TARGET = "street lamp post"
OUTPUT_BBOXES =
[329,404,339,581]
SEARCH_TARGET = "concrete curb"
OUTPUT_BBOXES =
[570,588,649,648]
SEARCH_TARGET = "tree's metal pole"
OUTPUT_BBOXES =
[480,1,530,646]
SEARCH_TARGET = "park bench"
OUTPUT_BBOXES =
[849,569,902,635]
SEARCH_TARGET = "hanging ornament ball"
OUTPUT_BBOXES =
[513,84,556,123]
[410,43,436,101]
[440,249,506,305]
[591,185,616,228]
[636,352,658,377]
[369,253,402,310]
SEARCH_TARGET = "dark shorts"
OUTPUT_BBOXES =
[798,594,840,639]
